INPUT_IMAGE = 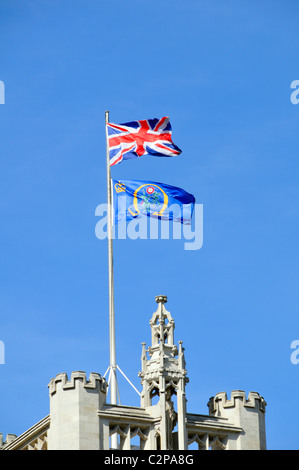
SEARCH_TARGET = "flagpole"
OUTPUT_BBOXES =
[105,111,117,412]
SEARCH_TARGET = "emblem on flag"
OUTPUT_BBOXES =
[107,117,182,167]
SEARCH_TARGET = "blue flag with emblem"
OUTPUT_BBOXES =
[112,178,195,225]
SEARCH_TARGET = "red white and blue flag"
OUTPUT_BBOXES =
[107,117,181,167]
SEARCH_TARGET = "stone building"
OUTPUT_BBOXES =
[0,295,267,450]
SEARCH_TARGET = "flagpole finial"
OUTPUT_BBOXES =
[155,295,167,304]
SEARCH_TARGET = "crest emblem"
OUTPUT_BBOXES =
[128,183,168,218]
[114,181,126,193]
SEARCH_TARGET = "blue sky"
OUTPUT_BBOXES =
[0,0,299,450]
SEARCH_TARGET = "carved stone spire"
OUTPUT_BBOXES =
[150,295,175,347]
[139,296,188,450]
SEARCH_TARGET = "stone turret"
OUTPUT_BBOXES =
[208,390,267,450]
[47,371,107,450]
[139,295,188,450]
[0,434,17,449]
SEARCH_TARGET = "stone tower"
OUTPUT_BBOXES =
[208,390,267,450]
[139,295,188,450]
[47,372,107,450]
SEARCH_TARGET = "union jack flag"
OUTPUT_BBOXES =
[107,117,181,167]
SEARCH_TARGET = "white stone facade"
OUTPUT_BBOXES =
[1,296,267,451]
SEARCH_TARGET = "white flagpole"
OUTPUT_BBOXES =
[105,111,117,413]
[104,113,141,449]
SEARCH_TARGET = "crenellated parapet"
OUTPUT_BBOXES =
[48,371,107,396]
[208,390,266,415]
[207,390,267,450]
[47,370,107,450]
[0,433,17,450]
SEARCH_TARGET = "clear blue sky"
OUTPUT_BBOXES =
[0,0,299,450]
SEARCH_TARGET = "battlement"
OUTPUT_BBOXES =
[48,371,107,449]
[207,390,267,449]
[0,433,17,450]
[208,390,266,415]
[48,371,107,396]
